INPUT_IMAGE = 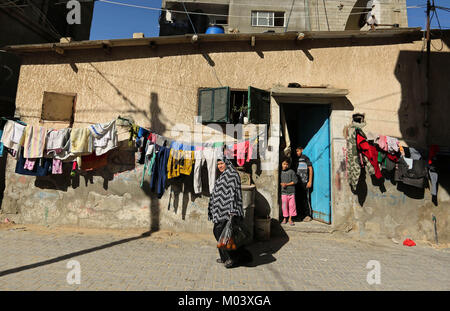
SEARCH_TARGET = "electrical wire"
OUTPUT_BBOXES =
[96,0,415,21]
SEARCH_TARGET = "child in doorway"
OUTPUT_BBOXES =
[280,158,298,226]
[295,146,313,222]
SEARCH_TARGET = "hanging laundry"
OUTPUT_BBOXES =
[80,152,109,171]
[150,145,170,199]
[346,121,374,191]
[0,120,26,153]
[227,140,254,167]
[394,157,428,188]
[52,159,63,175]
[46,128,71,160]
[89,120,118,156]
[24,158,36,171]
[356,132,382,179]
[15,149,51,177]
[375,135,399,154]
[70,127,93,156]
[0,129,3,157]
[428,145,439,200]
[386,136,399,153]
[23,125,47,159]
[193,147,222,194]
[140,141,157,187]
[167,148,195,179]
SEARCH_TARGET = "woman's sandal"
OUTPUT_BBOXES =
[224,259,234,268]
[216,258,224,264]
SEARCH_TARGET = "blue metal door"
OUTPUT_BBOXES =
[302,106,331,224]
[284,103,331,224]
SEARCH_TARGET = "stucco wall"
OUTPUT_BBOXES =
[2,35,450,242]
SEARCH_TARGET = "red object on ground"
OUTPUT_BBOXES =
[403,238,416,247]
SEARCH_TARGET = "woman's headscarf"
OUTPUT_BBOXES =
[208,156,244,223]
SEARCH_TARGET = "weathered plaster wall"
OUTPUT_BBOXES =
[2,36,450,242]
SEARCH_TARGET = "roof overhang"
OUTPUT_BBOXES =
[1,28,423,54]
[271,87,349,98]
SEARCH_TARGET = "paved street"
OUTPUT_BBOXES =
[0,223,449,291]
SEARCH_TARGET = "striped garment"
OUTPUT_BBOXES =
[23,125,47,159]
[208,158,244,224]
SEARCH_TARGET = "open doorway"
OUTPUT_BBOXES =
[281,103,332,224]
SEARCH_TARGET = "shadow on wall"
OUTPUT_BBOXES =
[394,36,450,201]
[340,37,450,207]
[0,52,21,211]
[34,143,136,192]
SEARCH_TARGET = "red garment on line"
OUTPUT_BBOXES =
[225,141,253,166]
[356,133,382,179]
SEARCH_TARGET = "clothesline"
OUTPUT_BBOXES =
[118,115,265,149]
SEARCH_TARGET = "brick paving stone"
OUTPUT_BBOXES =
[0,226,449,291]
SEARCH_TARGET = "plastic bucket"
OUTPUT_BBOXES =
[254,217,271,241]
[205,25,225,34]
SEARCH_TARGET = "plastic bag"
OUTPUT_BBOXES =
[217,218,236,250]
[217,216,251,250]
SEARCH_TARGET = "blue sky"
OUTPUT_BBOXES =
[89,0,450,40]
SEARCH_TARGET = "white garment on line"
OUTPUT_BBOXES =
[0,120,25,152]
[193,147,222,194]
[89,120,118,156]
[46,128,72,160]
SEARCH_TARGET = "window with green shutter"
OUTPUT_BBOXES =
[198,87,230,123]
[198,86,270,124]
[247,86,270,124]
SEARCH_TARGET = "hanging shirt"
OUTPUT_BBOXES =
[167,148,195,179]
[356,132,382,179]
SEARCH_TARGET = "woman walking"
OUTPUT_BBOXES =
[208,157,244,268]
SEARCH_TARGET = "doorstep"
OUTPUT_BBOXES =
[280,220,333,234]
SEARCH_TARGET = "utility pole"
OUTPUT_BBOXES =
[424,0,431,140]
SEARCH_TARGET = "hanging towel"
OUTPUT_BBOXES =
[1,120,26,152]
[46,128,72,160]
[70,127,93,155]
[89,120,118,156]
[23,125,47,159]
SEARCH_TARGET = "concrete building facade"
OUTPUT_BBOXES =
[159,0,408,35]
[2,29,450,244]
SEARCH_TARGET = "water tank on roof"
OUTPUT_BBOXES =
[205,25,225,34]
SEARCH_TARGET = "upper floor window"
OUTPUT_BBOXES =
[251,11,285,27]
[198,86,270,124]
